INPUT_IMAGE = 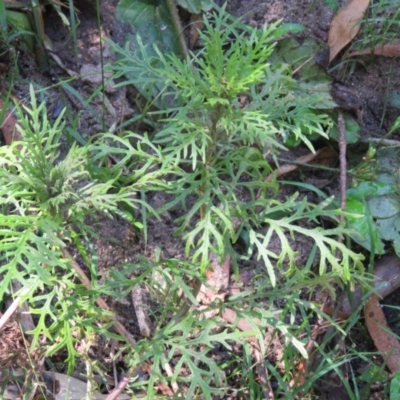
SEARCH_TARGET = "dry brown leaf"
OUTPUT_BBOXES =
[189,13,204,48]
[0,99,22,145]
[347,39,400,58]
[256,147,337,198]
[328,0,370,63]
[365,294,400,373]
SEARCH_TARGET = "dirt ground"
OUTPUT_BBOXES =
[2,0,400,398]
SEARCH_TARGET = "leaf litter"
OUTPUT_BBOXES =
[328,0,370,62]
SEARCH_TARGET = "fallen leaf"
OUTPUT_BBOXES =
[189,13,204,48]
[347,39,400,58]
[365,293,400,373]
[0,99,22,144]
[256,147,338,198]
[328,0,370,63]
[197,253,231,319]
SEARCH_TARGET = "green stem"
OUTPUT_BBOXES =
[165,0,189,59]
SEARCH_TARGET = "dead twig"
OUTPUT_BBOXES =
[131,286,151,338]
[338,110,347,219]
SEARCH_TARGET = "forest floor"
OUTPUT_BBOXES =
[2,0,400,399]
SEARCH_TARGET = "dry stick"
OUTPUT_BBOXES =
[105,376,131,400]
[311,110,349,375]
[338,110,347,220]
[0,282,36,333]
[300,112,348,380]
[163,362,179,393]
[62,249,135,345]
[322,110,347,326]
[0,296,22,331]
[131,286,151,338]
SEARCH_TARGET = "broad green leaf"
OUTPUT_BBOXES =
[175,0,214,13]
[345,198,384,254]
[391,371,400,400]
[327,111,360,143]
[387,91,400,109]
[346,181,395,200]
[346,147,400,253]
[114,0,183,102]
[115,0,181,56]
[6,10,35,52]
[268,37,336,109]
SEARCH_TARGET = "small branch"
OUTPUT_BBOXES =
[131,286,151,337]
[338,110,347,218]
[105,375,130,400]
[0,296,21,331]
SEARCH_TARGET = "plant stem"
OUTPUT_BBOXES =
[165,0,189,59]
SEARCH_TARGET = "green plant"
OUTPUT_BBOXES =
[91,9,371,396]
[101,255,336,399]
[102,257,256,399]
[353,0,400,51]
[107,6,364,282]
[391,370,400,399]
[321,0,339,11]
[0,86,159,373]
[0,6,370,399]
[1,0,79,66]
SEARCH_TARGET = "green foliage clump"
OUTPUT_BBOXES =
[0,86,143,372]
[0,8,368,399]
[108,7,363,282]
